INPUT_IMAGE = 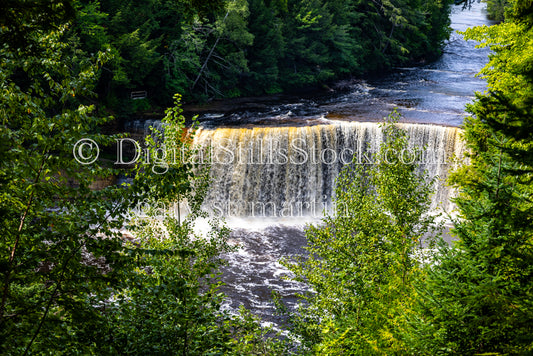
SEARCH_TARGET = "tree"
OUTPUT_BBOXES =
[0,30,276,352]
[0,3,276,353]
[282,113,438,354]
[241,0,285,94]
[408,0,533,353]
[0,24,136,354]
[68,0,454,106]
[97,94,288,355]
[97,95,234,354]
[0,0,75,51]
[485,0,510,22]
[188,0,254,98]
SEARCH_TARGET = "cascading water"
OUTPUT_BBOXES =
[194,121,465,218]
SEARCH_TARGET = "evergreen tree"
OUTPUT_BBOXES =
[409,0,533,353]
[242,0,285,94]
[65,0,454,106]
[279,0,336,88]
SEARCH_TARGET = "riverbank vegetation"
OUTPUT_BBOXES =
[408,0,533,352]
[485,0,509,21]
[1,0,455,115]
[1,0,532,354]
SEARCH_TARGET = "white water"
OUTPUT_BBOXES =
[194,121,466,217]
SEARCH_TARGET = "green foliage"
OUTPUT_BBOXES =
[0,25,135,354]
[225,306,289,355]
[0,14,272,350]
[485,0,510,22]
[282,112,439,354]
[106,180,235,355]
[0,0,76,51]
[187,0,254,98]
[0,2,290,353]
[408,1,533,353]
[272,0,454,91]
[242,0,285,94]
[93,94,282,355]
[64,0,454,107]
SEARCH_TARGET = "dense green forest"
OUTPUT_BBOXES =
[53,0,453,114]
[485,0,509,21]
[1,0,532,354]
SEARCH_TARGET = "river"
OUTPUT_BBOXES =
[194,2,493,129]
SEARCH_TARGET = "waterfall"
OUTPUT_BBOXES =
[192,122,466,218]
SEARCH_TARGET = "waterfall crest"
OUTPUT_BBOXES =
[192,122,466,217]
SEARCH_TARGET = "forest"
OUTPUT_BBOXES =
[6,0,455,114]
[1,0,532,355]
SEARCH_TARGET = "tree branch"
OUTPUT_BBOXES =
[0,154,47,326]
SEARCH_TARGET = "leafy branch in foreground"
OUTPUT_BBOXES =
[0,25,136,354]
[407,2,533,353]
[102,94,287,355]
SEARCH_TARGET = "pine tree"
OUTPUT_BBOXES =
[242,0,285,94]
[409,0,533,353]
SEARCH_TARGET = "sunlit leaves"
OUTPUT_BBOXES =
[283,114,438,354]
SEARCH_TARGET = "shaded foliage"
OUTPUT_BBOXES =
[0,0,76,50]
[64,0,454,112]
[0,24,135,354]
